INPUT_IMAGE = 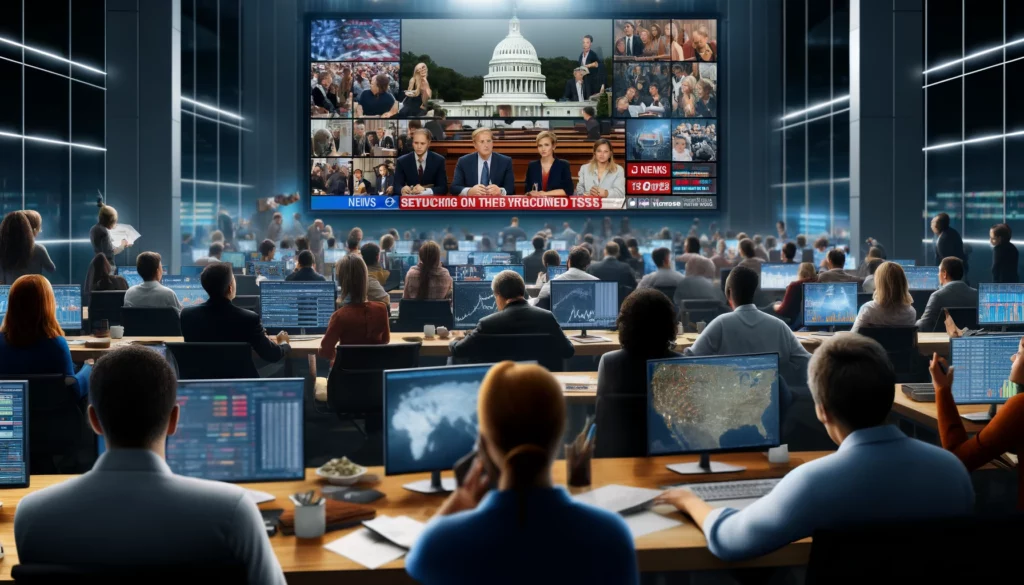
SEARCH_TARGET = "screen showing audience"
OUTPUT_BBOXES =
[168,379,304,482]
[550,280,619,329]
[547,265,568,281]
[260,281,337,333]
[383,364,488,475]
[760,264,800,290]
[0,381,28,487]
[950,336,1022,404]
[903,266,940,290]
[802,282,858,326]
[160,276,209,307]
[452,282,498,330]
[646,353,780,455]
[978,283,1024,325]
[248,260,290,281]
[119,267,144,287]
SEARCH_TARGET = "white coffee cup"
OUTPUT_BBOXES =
[290,498,326,538]
[423,324,436,338]
[110,325,125,339]
[695,321,707,333]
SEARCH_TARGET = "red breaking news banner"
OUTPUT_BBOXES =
[400,196,605,210]
[626,163,671,178]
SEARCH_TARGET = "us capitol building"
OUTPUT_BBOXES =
[431,16,594,118]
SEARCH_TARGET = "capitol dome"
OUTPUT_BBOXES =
[482,16,547,98]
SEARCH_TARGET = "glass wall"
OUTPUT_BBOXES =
[925,0,1024,278]
[0,0,106,284]
[775,0,849,243]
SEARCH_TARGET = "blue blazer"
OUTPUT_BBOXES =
[394,150,448,195]
[450,152,515,195]
[525,159,574,195]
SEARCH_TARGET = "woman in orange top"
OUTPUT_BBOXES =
[930,342,1024,509]
[318,253,390,364]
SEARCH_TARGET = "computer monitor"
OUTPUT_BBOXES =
[650,239,672,250]
[168,378,304,482]
[547,265,568,281]
[52,285,84,332]
[0,380,28,487]
[178,265,204,277]
[247,260,289,281]
[549,280,618,339]
[844,254,857,270]
[221,252,245,268]
[802,282,858,328]
[472,252,522,265]
[452,281,497,330]
[446,250,471,266]
[888,259,916,267]
[277,253,297,271]
[482,264,524,281]
[384,363,491,493]
[393,240,413,254]
[323,248,347,264]
[978,283,1024,326]
[724,239,739,255]
[191,248,207,262]
[760,264,801,290]
[812,249,827,268]
[259,281,336,334]
[515,240,534,254]
[647,353,781,474]
[448,264,485,282]
[118,267,143,287]
[160,276,209,307]
[550,239,568,251]
[235,240,257,253]
[903,266,940,290]
[950,336,1022,405]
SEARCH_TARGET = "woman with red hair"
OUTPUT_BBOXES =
[0,275,92,396]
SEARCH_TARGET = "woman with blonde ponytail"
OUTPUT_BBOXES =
[405,362,638,585]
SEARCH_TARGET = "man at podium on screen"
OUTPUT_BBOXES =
[450,128,515,196]
[395,129,448,196]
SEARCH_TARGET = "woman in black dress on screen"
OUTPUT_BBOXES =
[398,63,431,118]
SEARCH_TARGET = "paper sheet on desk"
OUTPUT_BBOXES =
[622,511,683,539]
[574,485,662,514]
[362,515,425,549]
[558,375,596,392]
[324,528,406,569]
[108,224,141,245]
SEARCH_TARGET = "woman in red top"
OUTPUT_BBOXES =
[318,253,390,364]
[771,261,816,324]
[930,339,1024,509]
[524,131,573,197]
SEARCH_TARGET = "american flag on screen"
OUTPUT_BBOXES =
[310,19,400,62]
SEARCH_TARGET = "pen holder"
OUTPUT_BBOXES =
[92,319,109,338]
[289,496,326,538]
[565,441,594,488]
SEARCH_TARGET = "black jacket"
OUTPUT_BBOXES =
[993,240,1020,283]
[596,348,681,458]
[587,257,637,292]
[522,251,546,284]
[180,297,289,363]
[936,227,966,265]
[285,267,326,282]
[449,299,574,359]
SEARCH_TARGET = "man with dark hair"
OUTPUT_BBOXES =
[735,238,764,274]
[932,211,966,267]
[658,333,974,561]
[817,249,861,283]
[990,222,1018,283]
[347,227,363,254]
[124,251,183,312]
[638,247,685,290]
[795,234,807,249]
[180,263,290,365]
[355,73,398,118]
[295,236,310,252]
[522,234,547,285]
[258,238,276,261]
[533,245,598,306]
[195,242,223,266]
[588,241,637,293]
[542,250,561,272]
[501,217,529,253]
[582,106,600,140]
[362,242,389,287]
[916,257,977,332]
[14,346,287,582]
[781,241,798,263]
[285,250,326,282]
[450,270,574,360]
[675,236,715,280]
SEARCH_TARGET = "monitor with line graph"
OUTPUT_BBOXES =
[549,280,618,331]
[452,282,498,330]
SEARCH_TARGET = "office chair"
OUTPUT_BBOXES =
[449,333,569,372]
[165,342,260,379]
[121,307,182,337]
[856,326,927,383]
[382,268,401,293]
[719,267,732,292]
[857,292,873,308]
[325,342,421,436]
[801,249,814,263]
[806,515,1024,583]
[234,274,259,296]
[934,306,978,333]
[769,249,782,263]
[678,299,726,333]
[393,299,453,332]
[653,285,678,317]
[595,393,647,458]
[910,289,933,319]
[231,295,260,313]
[12,563,247,585]
[0,374,93,474]
[88,291,127,330]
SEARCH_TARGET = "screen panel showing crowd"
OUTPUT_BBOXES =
[308,16,719,213]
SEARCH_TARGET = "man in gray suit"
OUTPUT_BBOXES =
[915,257,978,332]
[15,346,286,584]
[816,249,863,284]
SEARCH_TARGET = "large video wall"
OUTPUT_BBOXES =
[308,16,719,212]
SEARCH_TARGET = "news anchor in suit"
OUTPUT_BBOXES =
[373,163,394,195]
[562,68,589,102]
[394,128,449,196]
[450,127,515,196]
[524,131,574,197]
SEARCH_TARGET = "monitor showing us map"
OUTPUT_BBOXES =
[646,353,781,456]
[383,364,489,475]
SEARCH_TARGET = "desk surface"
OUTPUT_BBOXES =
[892,384,989,434]
[0,452,827,583]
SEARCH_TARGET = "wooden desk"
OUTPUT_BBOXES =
[892,385,989,434]
[0,453,827,582]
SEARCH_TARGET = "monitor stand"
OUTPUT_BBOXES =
[666,452,745,475]
[403,470,457,494]
[811,326,836,336]
[570,329,608,342]
[962,404,998,423]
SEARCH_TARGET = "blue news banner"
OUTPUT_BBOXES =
[311,196,400,211]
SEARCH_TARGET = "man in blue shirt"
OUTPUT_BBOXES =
[656,333,975,562]
[354,74,398,118]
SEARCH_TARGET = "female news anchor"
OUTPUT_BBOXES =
[574,138,626,210]
[524,131,573,197]
[399,62,432,118]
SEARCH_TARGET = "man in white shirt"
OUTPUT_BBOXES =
[123,251,184,313]
[15,345,286,584]
[532,246,598,306]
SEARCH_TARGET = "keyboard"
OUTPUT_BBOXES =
[676,479,782,502]
[902,383,935,402]
[287,335,322,341]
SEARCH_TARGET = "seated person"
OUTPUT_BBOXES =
[915,257,977,332]
[123,251,184,313]
[405,362,638,585]
[671,270,731,320]
[403,241,453,300]
[638,247,685,290]
[180,263,291,364]
[533,246,598,306]
[449,271,574,361]
[816,249,861,283]
[674,236,716,280]
[285,250,326,282]
[596,289,679,457]
[587,241,636,293]
[781,241,798,264]
[852,262,917,332]
[931,338,1024,509]
[89,252,129,292]
[857,246,885,279]
[771,261,817,323]
[657,334,975,561]
[319,254,390,364]
[362,242,389,287]
[0,275,92,397]
[533,249,561,287]
[258,239,276,261]
[14,345,286,582]
[194,242,224,267]
[733,238,763,273]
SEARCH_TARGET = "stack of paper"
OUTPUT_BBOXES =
[574,485,683,539]
[558,375,597,392]
[323,515,426,570]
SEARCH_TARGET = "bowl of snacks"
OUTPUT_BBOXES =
[316,457,367,485]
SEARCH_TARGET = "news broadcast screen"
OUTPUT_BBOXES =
[308,16,719,212]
